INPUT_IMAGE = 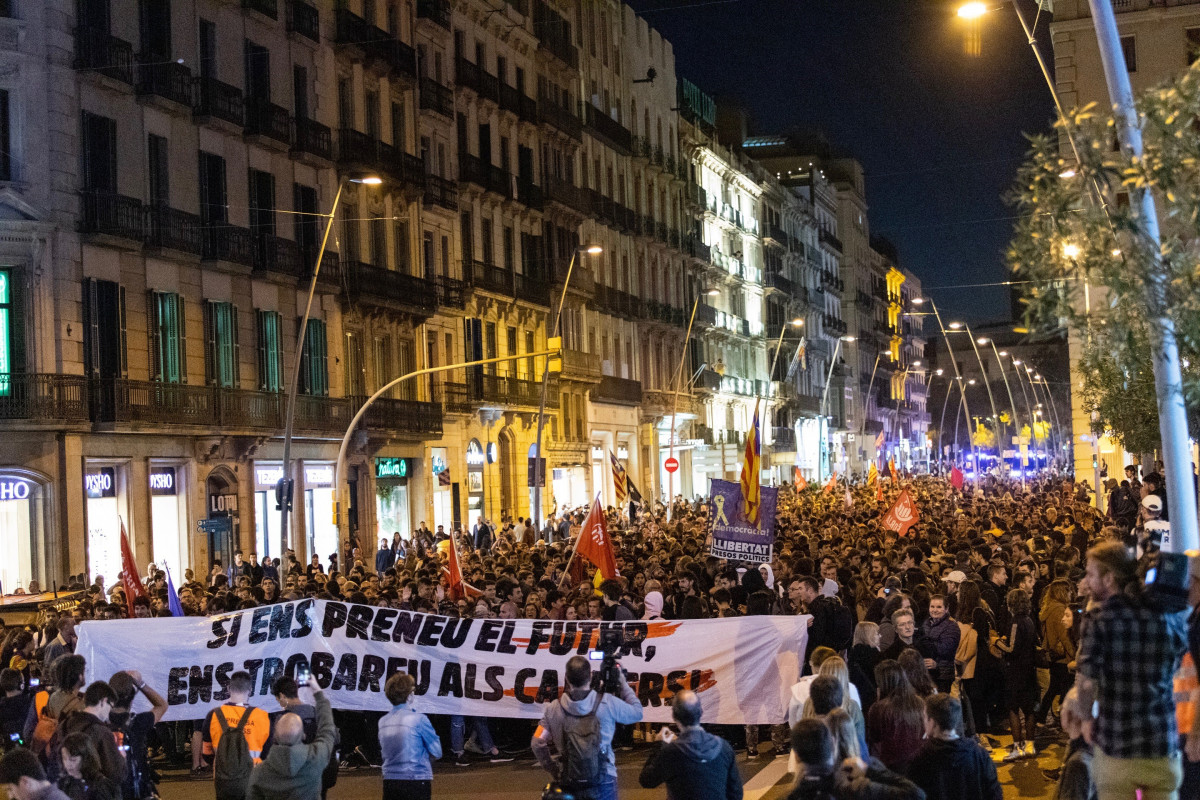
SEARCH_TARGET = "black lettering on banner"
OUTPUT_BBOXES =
[548,622,575,656]
[188,665,214,704]
[346,605,373,640]
[213,662,235,701]
[331,654,359,690]
[167,667,188,705]
[440,617,473,649]
[292,600,315,638]
[207,618,230,649]
[416,616,445,647]
[310,651,335,688]
[244,659,265,690]
[621,622,648,658]
[284,653,310,679]
[321,602,347,637]
[526,621,553,654]
[359,655,385,692]
[438,663,463,698]
[371,608,398,642]
[475,619,502,652]
[513,668,537,704]
[259,658,284,694]
[391,611,422,644]
[574,622,599,654]
[409,660,431,695]
[227,614,243,647]
[385,657,407,684]
[248,606,272,644]
[497,621,518,654]
[463,664,483,700]
[535,670,560,704]
[665,671,687,699]
[482,666,505,701]
[268,604,294,641]
[637,672,664,707]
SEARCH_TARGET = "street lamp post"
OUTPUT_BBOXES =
[764,318,804,484]
[1009,358,1038,459]
[531,245,602,531]
[666,288,720,518]
[958,322,1002,465]
[981,339,1024,476]
[819,335,854,480]
[279,173,380,577]
[913,298,977,474]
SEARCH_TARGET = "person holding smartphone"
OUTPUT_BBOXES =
[638,690,741,800]
[0,669,35,754]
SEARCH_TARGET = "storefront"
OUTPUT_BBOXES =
[375,457,411,539]
[796,418,823,480]
[85,464,127,588]
[0,470,50,595]
[430,448,453,532]
[252,464,284,561]
[205,468,240,573]
[551,466,589,511]
[303,464,337,567]
[149,465,188,575]
[465,440,485,520]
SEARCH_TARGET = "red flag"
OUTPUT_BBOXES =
[794,467,808,490]
[882,489,920,537]
[876,479,885,504]
[443,533,481,601]
[118,518,148,617]
[822,472,838,495]
[950,466,964,491]
[576,497,617,581]
[887,458,898,481]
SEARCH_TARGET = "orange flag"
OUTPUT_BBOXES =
[118,518,148,617]
[882,489,920,536]
[576,496,617,581]
[876,479,885,504]
[887,458,898,481]
[794,467,808,490]
[822,472,838,495]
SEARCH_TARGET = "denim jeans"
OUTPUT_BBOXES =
[449,715,495,754]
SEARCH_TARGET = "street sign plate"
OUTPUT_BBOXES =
[664,457,679,473]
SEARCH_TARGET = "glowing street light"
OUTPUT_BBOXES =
[1062,243,1081,259]
[957,1,988,18]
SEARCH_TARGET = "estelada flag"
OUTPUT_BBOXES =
[740,400,762,528]
[950,466,965,491]
[866,463,878,486]
[443,532,481,601]
[118,518,149,617]
[887,458,898,481]
[882,489,919,536]
[794,467,808,490]
[822,472,838,494]
[874,429,885,450]
[577,496,617,581]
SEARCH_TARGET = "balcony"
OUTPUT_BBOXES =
[764,270,795,295]
[202,223,256,267]
[253,235,304,279]
[0,374,90,423]
[434,275,466,308]
[458,154,512,199]
[544,174,589,215]
[693,303,718,327]
[423,173,458,211]
[455,57,480,92]
[821,271,845,294]
[431,379,473,413]
[820,228,843,253]
[516,179,544,210]
[194,77,245,129]
[345,261,438,315]
[243,0,278,18]
[380,143,427,190]
[80,191,143,242]
[245,99,293,147]
[594,375,642,406]
[582,103,632,154]
[75,27,134,85]
[682,235,710,262]
[371,38,418,81]
[286,0,320,42]
[473,372,549,407]
[419,78,454,118]
[538,97,582,140]
[136,59,194,107]
[416,0,451,29]
[144,205,202,256]
[771,426,797,451]
[90,379,216,426]
[352,396,442,436]
[560,349,602,381]
[515,271,550,305]
[499,83,522,116]
[292,117,333,163]
[519,96,538,124]
[466,260,513,296]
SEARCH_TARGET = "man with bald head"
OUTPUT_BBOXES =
[638,689,742,800]
[246,675,335,800]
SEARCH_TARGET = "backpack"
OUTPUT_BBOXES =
[557,694,604,788]
[214,708,254,799]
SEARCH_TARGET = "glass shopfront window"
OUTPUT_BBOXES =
[253,464,284,560]
[150,466,188,575]
[0,472,48,594]
[304,464,337,569]
[85,465,127,588]
[375,458,411,540]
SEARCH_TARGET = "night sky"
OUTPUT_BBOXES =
[631,0,1057,322]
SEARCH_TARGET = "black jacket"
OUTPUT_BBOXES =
[908,737,1001,800]
[638,728,742,800]
[784,761,924,800]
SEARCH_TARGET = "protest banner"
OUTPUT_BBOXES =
[707,479,778,562]
[77,600,808,725]
[882,489,920,537]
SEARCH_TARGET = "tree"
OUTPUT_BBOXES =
[971,422,995,450]
[1006,67,1200,454]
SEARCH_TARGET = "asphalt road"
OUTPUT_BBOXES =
[156,735,1064,799]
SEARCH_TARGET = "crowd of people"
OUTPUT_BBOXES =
[0,466,1196,800]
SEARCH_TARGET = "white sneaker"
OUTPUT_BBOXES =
[1002,743,1024,762]
[1023,740,1037,758]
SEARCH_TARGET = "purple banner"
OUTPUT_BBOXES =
[708,479,778,562]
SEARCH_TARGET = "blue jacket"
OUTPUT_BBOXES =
[379,702,442,780]
[375,548,395,574]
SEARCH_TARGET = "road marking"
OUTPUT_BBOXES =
[743,757,791,800]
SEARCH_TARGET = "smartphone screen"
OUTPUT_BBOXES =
[295,665,311,684]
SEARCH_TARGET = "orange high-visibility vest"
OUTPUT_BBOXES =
[1175,651,1198,736]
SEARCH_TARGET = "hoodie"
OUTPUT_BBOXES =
[638,727,743,800]
[908,736,1001,800]
[643,590,664,620]
[759,563,776,590]
[531,679,643,782]
[245,692,335,800]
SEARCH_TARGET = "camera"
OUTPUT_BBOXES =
[588,627,625,694]
[541,784,575,800]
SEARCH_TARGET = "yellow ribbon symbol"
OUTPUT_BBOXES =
[714,494,729,526]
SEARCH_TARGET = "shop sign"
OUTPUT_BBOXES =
[149,468,177,496]
[255,466,284,489]
[0,477,31,500]
[375,458,408,479]
[210,494,238,513]
[466,440,485,467]
[85,468,116,499]
[305,466,334,487]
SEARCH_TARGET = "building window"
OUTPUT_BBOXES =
[82,112,117,192]
[204,301,239,388]
[248,169,275,236]
[372,334,392,393]
[300,318,328,396]
[1121,35,1136,72]
[1188,27,1200,66]
[150,291,187,384]
[0,90,11,182]
[198,152,228,225]
[256,310,282,392]
[147,134,169,207]
[345,330,366,396]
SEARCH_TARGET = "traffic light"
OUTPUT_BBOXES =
[547,336,563,374]
[274,478,293,512]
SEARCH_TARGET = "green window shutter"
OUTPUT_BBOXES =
[205,301,238,389]
[303,319,328,397]
[149,291,163,381]
[152,291,185,384]
[231,304,240,389]
[204,300,216,386]
[256,310,282,392]
[176,292,187,384]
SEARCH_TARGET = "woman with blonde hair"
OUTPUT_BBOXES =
[849,621,881,713]
[802,656,866,753]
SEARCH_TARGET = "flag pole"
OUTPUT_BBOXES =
[557,494,597,590]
